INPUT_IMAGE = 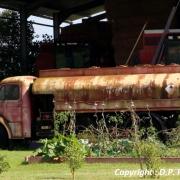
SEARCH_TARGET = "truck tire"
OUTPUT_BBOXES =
[0,124,8,149]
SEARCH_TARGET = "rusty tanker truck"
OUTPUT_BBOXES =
[0,28,180,147]
[0,63,179,147]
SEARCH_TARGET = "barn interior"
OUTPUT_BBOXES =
[0,0,180,72]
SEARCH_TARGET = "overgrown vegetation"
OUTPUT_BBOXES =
[35,108,180,179]
[54,111,76,135]
[35,134,73,160]
[37,111,86,179]
[37,110,180,158]
[129,104,162,178]
[36,133,86,180]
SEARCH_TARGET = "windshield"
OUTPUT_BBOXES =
[166,41,180,64]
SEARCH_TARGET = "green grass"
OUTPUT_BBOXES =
[0,150,180,180]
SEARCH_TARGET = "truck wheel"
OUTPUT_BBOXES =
[0,125,8,149]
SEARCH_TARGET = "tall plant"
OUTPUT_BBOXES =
[64,135,86,180]
[129,103,162,178]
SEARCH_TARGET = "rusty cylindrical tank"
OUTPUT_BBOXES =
[32,65,180,112]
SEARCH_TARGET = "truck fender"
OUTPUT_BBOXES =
[0,117,12,139]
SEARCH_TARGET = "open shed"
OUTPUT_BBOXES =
[0,0,179,72]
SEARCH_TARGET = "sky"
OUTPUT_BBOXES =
[28,16,53,40]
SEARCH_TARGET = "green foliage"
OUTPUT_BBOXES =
[136,138,162,178]
[35,134,73,159]
[35,133,86,180]
[113,139,133,155]
[54,111,76,135]
[91,138,134,157]
[166,126,180,147]
[0,10,53,77]
[64,135,86,180]
[54,111,70,135]
[0,155,10,174]
[107,112,123,124]
[77,129,97,144]
[161,147,180,157]
[76,112,133,157]
[35,134,87,161]
[37,109,180,172]
[0,10,36,77]
[163,125,180,157]
[130,107,162,178]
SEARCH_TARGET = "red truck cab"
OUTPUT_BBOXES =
[0,76,35,146]
[0,75,54,148]
[139,29,180,64]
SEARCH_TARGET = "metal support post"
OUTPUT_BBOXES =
[20,8,28,74]
[53,13,60,43]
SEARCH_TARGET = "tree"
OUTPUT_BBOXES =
[64,135,86,180]
[0,10,39,78]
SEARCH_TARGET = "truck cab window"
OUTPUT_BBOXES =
[0,86,5,100]
[166,46,180,64]
[5,85,19,100]
[165,38,180,64]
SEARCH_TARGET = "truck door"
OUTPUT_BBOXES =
[3,84,23,138]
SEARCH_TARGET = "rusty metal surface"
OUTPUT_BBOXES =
[1,76,36,85]
[39,64,180,77]
[55,99,180,112]
[32,72,180,112]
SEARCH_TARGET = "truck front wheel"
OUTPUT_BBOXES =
[0,124,8,149]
